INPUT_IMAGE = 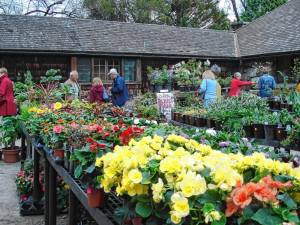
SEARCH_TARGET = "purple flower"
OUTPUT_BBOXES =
[219,141,230,147]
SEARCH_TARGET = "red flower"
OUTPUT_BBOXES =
[98,143,106,149]
[90,143,98,153]
[102,132,111,139]
[111,125,120,132]
[85,137,94,143]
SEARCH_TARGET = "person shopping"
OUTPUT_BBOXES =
[199,70,218,108]
[257,67,276,98]
[89,77,105,103]
[0,67,17,116]
[64,70,81,100]
[109,68,128,107]
[229,72,255,97]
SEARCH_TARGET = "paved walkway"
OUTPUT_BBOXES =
[0,161,67,225]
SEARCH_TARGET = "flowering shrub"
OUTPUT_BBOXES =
[96,135,300,225]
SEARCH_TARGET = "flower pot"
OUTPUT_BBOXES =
[287,103,293,112]
[267,100,274,109]
[87,188,104,208]
[243,125,254,138]
[154,85,162,93]
[2,147,20,163]
[132,217,143,225]
[272,101,281,110]
[53,149,64,159]
[189,116,195,126]
[280,102,288,110]
[275,127,287,141]
[253,124,265,139]
[207,118,216,128]
[195,117,206,127]
[264,124,277,141]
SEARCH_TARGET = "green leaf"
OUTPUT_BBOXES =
[74,165,83,179]
[281,209,299,222]
[243,169,255,183]
[251,208,283,225]
[202,203,215,213]
[135,202,152,218]
[196,190,222,204]
[85,164,95,174]
[141,171,153,184]
[277,193,297,209]
[274,175,293,183]
[212,215,226,225]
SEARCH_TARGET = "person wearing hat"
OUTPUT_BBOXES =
[108,68,129,107]
[257,66,276,98]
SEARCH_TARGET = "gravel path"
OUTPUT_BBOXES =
[0,161,67,225]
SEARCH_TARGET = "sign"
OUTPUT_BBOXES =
[157,92,175,120]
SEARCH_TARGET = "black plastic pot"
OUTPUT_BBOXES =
[189,116,195,126]
[253,124,265,139]
[272,101,281,110]
[195,117,206,127]
[280,102,288,110]
[207,118,216,128]
[267,100,274,109]
[243,125,254,138]
[287,103,293,112]
[264,124,277,141]
[275,126,287,141]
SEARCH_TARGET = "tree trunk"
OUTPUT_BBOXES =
[230,0,240,22]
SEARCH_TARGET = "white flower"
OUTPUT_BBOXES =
[204,59,211,66]
[241,138,248,142]
[206,129,216,136]
[151,120,158,125]
[134,118,140,125]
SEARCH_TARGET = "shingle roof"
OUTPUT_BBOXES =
[1,0,300,59]
[237,0,300,57]
[0,15,237,58]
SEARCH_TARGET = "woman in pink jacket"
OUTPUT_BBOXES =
[0,68,17,116]
[229,72,255,97]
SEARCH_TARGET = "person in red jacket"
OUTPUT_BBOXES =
[229,72,255,97]
[0,68,17,116]
[89,77,104,103]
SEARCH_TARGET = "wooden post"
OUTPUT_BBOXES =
[68,191,78,225]
[33,149,42,202]
[49,164,57,225]
[20,133,26,169]
[71,57,77,71]
[44,156,50,225]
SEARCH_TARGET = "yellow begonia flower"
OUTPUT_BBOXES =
[128,169,143,184]
[170,211,182,224]
[53,102,62,110]
[28,107,38,113]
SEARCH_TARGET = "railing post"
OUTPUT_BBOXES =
[33,149,43,202]
[49,163,57,225]
[44,155,50,225]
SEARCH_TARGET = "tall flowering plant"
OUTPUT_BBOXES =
[95,135,300,225]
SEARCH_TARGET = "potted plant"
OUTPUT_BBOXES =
[252,113,265,139]
[242,116,254,138]
[0,116,21,163]
[263,113,279,141]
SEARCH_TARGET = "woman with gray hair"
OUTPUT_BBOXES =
[229,72,255,97]
[64,70,81,100]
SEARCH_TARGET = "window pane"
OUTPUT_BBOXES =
[93,66,99,75]
[123,59,136,82]
[94,59,100,66]
[77,58,91,82]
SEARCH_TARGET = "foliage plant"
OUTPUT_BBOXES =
[173,59,204,87]
[0,116,20,148]
[292,58,300,83]
[132,93,161,119]
[207,93,269,131]
[147,65,170,86]
[14,71,35,104]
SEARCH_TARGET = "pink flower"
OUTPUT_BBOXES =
[70,122,79,129]
[53,125,65,134]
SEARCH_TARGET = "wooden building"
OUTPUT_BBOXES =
[0,0,300,93]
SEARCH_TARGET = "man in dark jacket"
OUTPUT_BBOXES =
[108,68,129,107]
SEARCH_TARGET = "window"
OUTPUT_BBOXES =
[123,59,136,82]
[77,58,91,82]
[93,58,121,82]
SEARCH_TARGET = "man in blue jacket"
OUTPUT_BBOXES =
[108,68,129,107]
[257,66,276,98]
